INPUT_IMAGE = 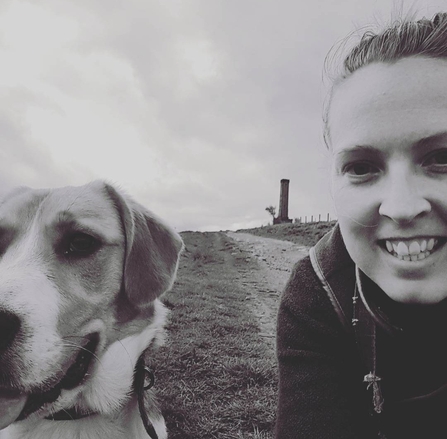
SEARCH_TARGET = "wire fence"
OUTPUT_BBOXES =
[295,213,335,224]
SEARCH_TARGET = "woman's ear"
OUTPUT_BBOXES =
[104,183,183,309]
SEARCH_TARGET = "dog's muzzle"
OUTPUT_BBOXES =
[0,333,100,430]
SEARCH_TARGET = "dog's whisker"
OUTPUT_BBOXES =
[60,340,82,347]
[62,335,94,342]
[60,408,76,421]
[116,339,132,364]
[60,342,104,369]
[48,406,76,422]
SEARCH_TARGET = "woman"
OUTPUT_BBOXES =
[276,12,447,439]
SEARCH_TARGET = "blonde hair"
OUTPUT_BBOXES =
[323,12,447,147]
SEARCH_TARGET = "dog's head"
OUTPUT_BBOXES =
[0,181,183,429]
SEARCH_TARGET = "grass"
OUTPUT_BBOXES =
[148,223,333,437]
[150,231,277,439]
[238,221,336,247]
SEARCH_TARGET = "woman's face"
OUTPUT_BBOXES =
[329,56,447,304]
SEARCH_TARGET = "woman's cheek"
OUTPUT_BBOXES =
[332,179,380,227]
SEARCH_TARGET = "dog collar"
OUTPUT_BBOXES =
[134,352,158,439]
[46,351,158,439]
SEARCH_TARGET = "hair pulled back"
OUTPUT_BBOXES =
[324,12,447,147]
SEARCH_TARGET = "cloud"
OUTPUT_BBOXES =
[0,0,445,230]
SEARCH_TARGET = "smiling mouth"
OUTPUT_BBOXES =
[382,238,446,261]
[16,333,100,421]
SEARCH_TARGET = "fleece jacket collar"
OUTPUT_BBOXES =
[309,224,402,334]
[309,223,356,331]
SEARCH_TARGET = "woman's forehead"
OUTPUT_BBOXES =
[328,56,447,152]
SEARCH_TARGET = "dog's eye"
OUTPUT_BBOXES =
[66,233,99,257]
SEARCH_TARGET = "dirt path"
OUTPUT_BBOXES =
[226,232,309,350]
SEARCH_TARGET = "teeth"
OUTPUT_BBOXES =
[384,238,439,262]
[397,242,409,256]
[427,238,435,251]
[409,241,420,255]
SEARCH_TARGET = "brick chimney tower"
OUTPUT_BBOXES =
[274,179,293,224]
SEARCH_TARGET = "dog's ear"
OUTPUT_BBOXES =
[104,183,183,309]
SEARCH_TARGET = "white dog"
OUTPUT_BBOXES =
[0,181,183,439]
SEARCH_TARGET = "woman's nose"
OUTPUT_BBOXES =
[378,170,431,224]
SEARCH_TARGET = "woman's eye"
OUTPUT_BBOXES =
[424,150,447,167]
[344,162,379,177]
[66,233,99,257]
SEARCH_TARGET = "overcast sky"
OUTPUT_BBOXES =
[1,0,445,231]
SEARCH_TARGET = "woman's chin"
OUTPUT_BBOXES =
[373,276,447,305]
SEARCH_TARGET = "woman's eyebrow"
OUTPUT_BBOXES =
[414,131,447,149]
[335,145,379,157]
[336,133,447,157]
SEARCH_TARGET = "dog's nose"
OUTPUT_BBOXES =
[0,311,21,351]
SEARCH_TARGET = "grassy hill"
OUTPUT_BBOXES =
[152,221,337,438]
[153,231,277,438]
[237,221,336,247]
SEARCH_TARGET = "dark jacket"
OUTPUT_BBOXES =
[275,225,447,439]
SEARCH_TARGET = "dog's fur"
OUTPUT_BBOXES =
[0,181,183,439]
